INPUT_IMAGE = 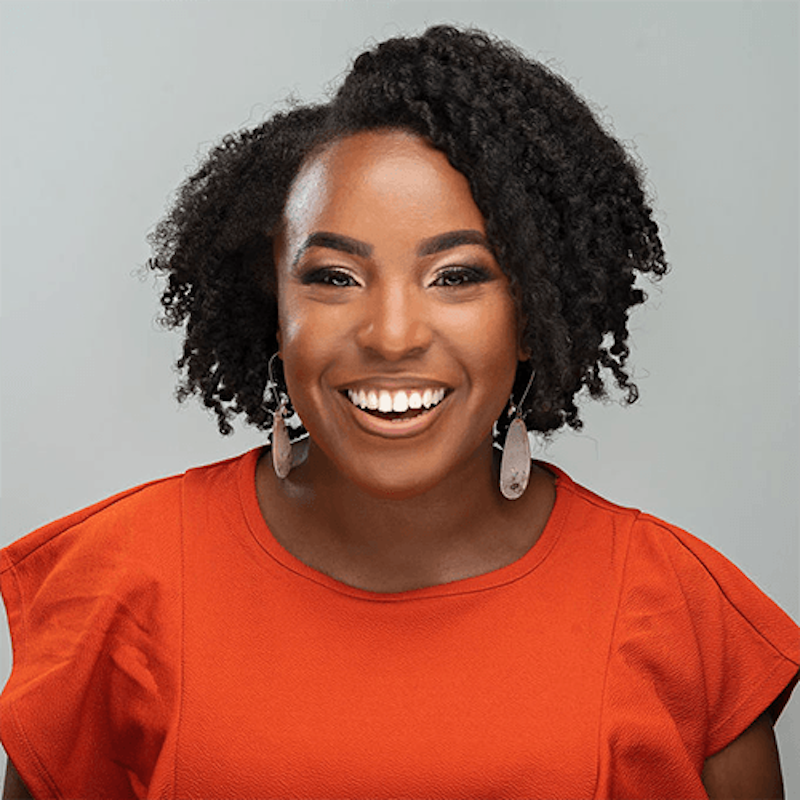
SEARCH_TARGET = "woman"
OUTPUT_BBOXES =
[1,25,797,800]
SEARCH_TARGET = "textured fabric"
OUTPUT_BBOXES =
[0,447,797,799]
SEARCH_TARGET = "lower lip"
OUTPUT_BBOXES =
[339,393,449,438]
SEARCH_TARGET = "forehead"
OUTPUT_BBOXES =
[280,130,487,242]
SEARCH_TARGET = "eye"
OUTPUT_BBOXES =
[300,267,360,288]
[430,266,492,288]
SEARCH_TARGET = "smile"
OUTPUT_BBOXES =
[344,387,447,421]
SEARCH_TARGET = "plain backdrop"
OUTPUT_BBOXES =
[1,0,798,792]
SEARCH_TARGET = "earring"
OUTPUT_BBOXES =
[499,367,535,500]
[267,353,294,479]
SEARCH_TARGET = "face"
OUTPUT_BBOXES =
[274,129,525,499]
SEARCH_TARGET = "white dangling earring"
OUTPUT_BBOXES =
[499,368,535,500]
[272,396,293,479]
[267,353,294,480]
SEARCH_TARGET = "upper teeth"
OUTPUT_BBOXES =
[346,388,446,413]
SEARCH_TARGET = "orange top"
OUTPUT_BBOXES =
[1,448,797,799]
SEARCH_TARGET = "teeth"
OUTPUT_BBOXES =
[346,387,447,414]
[392,392,409,413]
[378,391,393,413]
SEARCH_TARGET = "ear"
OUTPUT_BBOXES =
[276,327,283,357]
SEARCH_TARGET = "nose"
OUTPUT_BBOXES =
[354,281,432,361]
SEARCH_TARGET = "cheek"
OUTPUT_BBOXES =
[479,303,522,410]
[276,297,344,403]
[276,288,302,355]
[449,297,521,373]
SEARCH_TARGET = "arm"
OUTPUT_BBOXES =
[701,712,784,799]
[2,762,32,800]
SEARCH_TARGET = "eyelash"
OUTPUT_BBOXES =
[300,268,359,287]
[300,265,492,288]
[430,266,492,287]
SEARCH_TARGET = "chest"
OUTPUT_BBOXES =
[161,538,618,799]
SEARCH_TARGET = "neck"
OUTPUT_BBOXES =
[256,438,554,593]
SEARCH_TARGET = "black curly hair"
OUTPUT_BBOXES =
[148,25,667,436]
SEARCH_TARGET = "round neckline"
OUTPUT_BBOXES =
[237,447,574,602]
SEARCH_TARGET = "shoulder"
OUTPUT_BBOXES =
[0,469,189,677]
[0,473,184,586]
[548,470,800,790]
[622,511,799,668]
[0,450,258,799]
[563,474,798,669]
[571,495,800,756]
[552,466,796,652]
[0,449,257,668]
[1,449,254,579]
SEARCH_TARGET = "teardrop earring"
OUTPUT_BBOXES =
[499,367,535,500]
[267,353,294,479]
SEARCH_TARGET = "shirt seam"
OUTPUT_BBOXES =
[172,474,189,798]
[707,659,796,756]
[2,567,64,798]
[639,514,800,667]
[610,513,799,760]
[591,508,637,800]
[7,700,63,798]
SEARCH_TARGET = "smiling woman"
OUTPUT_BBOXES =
[1,24,798,800]
[271,130,524,502]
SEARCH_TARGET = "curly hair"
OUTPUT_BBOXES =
[148,25,667,436]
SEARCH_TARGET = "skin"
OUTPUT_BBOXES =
[257,129,556,593]
[0,765,26,800]
[1,130,786,798]
[701,713,785,799]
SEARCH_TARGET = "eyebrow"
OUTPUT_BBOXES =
[417,229,492,257]
[292,233,372,266]
[291,228,492,267]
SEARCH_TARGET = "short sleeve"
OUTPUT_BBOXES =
[596,514,799,799]
[0,480,183,800]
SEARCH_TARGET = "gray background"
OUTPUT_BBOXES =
[1,0,798,791]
